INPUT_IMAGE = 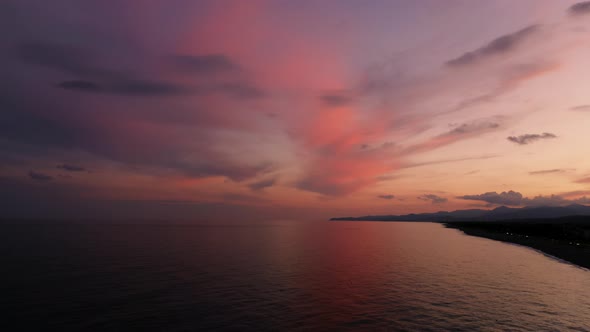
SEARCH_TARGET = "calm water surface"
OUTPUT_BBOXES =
[3,221,590,331]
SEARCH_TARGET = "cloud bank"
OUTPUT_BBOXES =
[458,190,590,207]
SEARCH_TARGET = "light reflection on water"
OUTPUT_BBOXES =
[3,221,590,330]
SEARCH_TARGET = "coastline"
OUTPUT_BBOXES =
[444,221,590,270]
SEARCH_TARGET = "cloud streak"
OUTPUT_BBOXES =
[377,194,395,200]
[507,133,557,145]
[529,169,570,175]
[418,194,448,204]
[446,25,539,67]
[458,190,523,206]
[320,91,354,107]
[570,105,590,112]
[458,190,590,207]
[57,164,87,172]
[29,171,53,182]
[248,177,278,191]
[402,119,504,155]
[569,2,590,16]
[169,54,239,74]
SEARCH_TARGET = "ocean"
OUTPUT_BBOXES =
[3,221,590,331]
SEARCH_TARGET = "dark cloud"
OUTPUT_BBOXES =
[0,93,83,148]
[222,192,267,204]
[401,119,503,156]
[18,41,189,97]
[28,171,53,182]
[248,177,278,191]
[446,25,539,67]
[17,42,103,77]
[110,79,188,96]
[569,2,590,15]
[448,93,497,114]
[404,155,498,169]
[529,169,569,175]
[418,194,447,204]
[443,61,560,116]
[170,54,239,74]
[0,2,280,212]
[458,190,590,207]
[458,190,523,206]
[507,132,556,145]
[294,167,378,196]
[58,80,102,92]
[16,39,266,101]
[570,105,590,112]
[59,79,263,98]
[58,79,187,96]
[561,190,590,198]
[213,82,265,99]
[524,194,590,207]
[375,174,400,182]
[1,86,272,183]
[320,91,353,107]
[168,54,265,99]
[382,142,395,149]
[446,121,500,136]
[18,42,207,97]
[56,164,86,172]
[178,161,275,182]
[295,178,348,196]
[0,176,281,222]
[378,194,395,200]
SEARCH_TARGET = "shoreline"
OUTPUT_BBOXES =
[444,221,590,270]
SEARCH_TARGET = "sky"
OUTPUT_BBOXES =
[2,0,590,222]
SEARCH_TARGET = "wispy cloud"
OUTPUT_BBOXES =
[446,25,539,67]
[58,79,188,96]
[402,119,504,155]
[28,171,53,182]
[320,90,354,107]
[529,169,571,175]
[569,1,590,16]
[403,155,498,169]
[507,132,557,145]
[418,194,447,204]
[248,177,278,191]
[56,164,87,172]
[575,177,590,184]
[570,105,590,112]
[377,194,395,200]
[444,61,561,117]
[168,54,240,74]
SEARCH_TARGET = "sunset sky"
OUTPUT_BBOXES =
[2,0,590,221]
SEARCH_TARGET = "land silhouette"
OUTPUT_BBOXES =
[332,205,590,269]
[330,204,590,221]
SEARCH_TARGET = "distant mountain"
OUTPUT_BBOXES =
[330,204,590,222]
